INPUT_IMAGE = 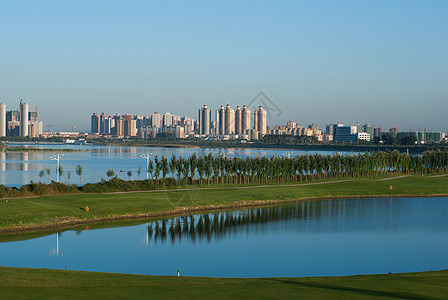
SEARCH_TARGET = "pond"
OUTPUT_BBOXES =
[1,196,447,277]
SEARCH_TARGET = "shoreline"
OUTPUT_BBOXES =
[2,191,448,235]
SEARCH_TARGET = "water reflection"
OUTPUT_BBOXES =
[1,197,447,278]
[49,232,63,257]
[143,197,447,246]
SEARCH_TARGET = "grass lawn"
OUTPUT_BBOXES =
[1,175,448,234]
[0,267,447,299]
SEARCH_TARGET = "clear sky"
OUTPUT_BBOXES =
[1,0,447,132]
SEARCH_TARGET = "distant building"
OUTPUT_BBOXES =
[224,104,235,135]
[242,105,251,132]
[91,113,100,134]
[217,105,225,135]
[254,106,267,135]
[235,106,242,134]
[163,112,173,127]
[0,103,6,137]
[20,101,29,137]
[152,112,161,128]
[357,132,371,141]
[333,124,357,142]
[198,105,211,135]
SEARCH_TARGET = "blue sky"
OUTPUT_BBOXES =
[0,0,447,132]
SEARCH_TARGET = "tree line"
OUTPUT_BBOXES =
[143,149,448,186]
[1,149,447,198]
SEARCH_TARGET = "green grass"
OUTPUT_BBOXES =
[1,175,448,234]
[0,267,447,299]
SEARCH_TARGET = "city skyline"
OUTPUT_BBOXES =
[1,1,447,132]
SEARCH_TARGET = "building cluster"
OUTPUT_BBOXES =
[268,121,446,143]
[91,112,195,138]
[90,105,446,144]
[199,104,267,140]
[0,100,43,137]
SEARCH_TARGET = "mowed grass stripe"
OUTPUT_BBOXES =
[0,267,447,299]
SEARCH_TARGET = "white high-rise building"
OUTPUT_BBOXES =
[0,103,6,137]
[254,106,267,135]
[198,105,211,135]
[152,112,161,128]
[224,104,235,135]
[217,105,225,135]
[163,112,173,127]
[20,100,29,137]
[235,106,242,134]
[241,105,251,132]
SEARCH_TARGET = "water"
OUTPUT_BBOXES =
[1,197,447,277]
[1,143,355,187]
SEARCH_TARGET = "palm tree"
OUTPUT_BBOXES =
[67,171,71,184]
[137,167,142,180]
[127,171,133,181]
[75,165,83,184]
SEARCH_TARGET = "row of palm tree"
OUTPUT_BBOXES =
[141,150,448,186]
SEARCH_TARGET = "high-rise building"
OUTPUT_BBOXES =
[124,119,137,137]
[115,118,124,136]
[0,103,6,137]
[235,106,242,134]
[218,105,225,135]
[242,105,251,132]
[198,105,211,135]
[224,104,235,135]
[254,106,267,135]
[163,112,173,127]
[91,113,100,133]
[374,127,382,138]
[20,100,29,137]
[152,112,161,128]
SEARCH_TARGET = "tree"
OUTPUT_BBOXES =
[147,160,154,181]
[161,156,168,186]
[67,171,71,184]
[45,168,51,183]
[137,167,142,180]
[106,169,115,179]
[38,170,45,183]
[58,165,63,179]
[75,165,83,184]
[127,171,132,181]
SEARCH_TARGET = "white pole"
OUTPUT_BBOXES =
[146,155,149,179]
[56,154,60,183]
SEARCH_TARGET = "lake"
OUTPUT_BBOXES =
[1,143,356,187]
[1,196,447,278]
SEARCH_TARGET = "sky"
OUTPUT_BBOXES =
[0,0,447,132]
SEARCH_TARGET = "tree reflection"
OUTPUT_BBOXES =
[145,203,316,245]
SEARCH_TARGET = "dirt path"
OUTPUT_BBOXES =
[104,179,356,195]
[429,174,448,178]
[377,175,411,181]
